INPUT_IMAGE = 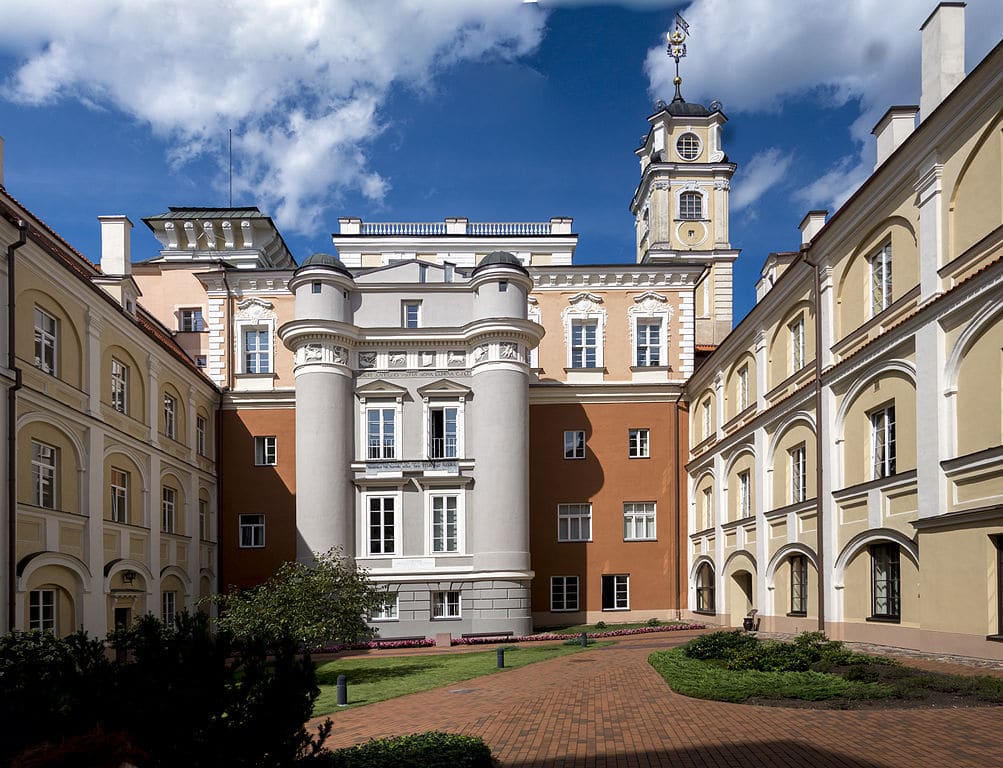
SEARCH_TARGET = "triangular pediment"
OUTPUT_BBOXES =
[355,380,409,398]
[416,378,471,398]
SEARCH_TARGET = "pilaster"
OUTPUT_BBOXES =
[915,155,945,302]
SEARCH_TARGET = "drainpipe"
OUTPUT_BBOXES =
[673,388,686,620]
[7,218,27,630]
[807,251,826,633]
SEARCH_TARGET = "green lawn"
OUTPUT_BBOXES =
[314,642,605,715]
[542,620,693,635]
[648,648,894,703]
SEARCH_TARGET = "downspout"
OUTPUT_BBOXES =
[7,219,27,630]
[673,388,686,620]
[216,262,233,591]
[807,251,826,633]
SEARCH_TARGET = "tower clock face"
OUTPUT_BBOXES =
[677,220,708,247]
[676,132,701,161]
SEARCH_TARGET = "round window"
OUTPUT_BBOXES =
[676,132,701,161]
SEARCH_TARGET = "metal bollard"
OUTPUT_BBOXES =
[497,647,505,668]
[580,631,588,648]
[336,674,348,706]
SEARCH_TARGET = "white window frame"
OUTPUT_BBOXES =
[29,589,56,633]
[790,444,807,504]
[238,513,265,548]
[702,399,713,439]
[196,415,207,456]
[402,301,421,329]
[564,429,585,460]
[623,502,656,541]
[634,318,663,367]
[870,243,893,317]
[365,493,399,557]
[162,486,177,534]
[199,498,209,540]
[427,491,464,555]
[628,428,650,458]
[738,365,750,411]
[550,576,580,612]
[601,574,629,611]
[31,440,57,509]
[789,316,805,374]
[161,590,177,623]
[371,593,399,621]
[678,190,703,220]
[111,358,128,414]
[34,307,57,375]
[163,393,177,440]
[628,293,672,370]
[738,470,750,518]
[254,436,277,466]
[870,404,896,479]
[366,405,400,460]
[673,185,708,222]
[179,308,205,332]
[432,590,461,619]
[242,326,272,374]
[675,131,702,161]
[425,401,463,460]
[110,468,129,524]
[702,486,714,529]
[557,503,592,542]
[569,319,599,368]
[562,293,606,370]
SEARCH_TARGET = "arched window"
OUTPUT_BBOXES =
[679,191,702,220]
[696,563,715,612]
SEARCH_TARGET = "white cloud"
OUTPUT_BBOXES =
[731,147,793,212]
[0,0,546,232]
[645,0,1002,211]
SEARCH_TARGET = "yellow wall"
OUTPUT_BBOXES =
[840,370,916,487]
[769,422,816,508]
[955,313,1003,456]
[18,422,81,514]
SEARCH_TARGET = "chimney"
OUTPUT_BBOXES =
[872,106,919,169]
[99,215,133,276]
[799,210,828,245]
[920,3,966,121]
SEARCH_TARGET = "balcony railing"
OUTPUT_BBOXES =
[358,221,553,236]
[429,437,458,459]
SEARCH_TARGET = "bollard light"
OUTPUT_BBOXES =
[497,647,505,668]
[580,631,588,648]
[336,674,348,706]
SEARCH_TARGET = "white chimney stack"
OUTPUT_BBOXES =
[799,210,828,245]
[920,3,966,121]
[872,106,919,169]
[99,215,134,276]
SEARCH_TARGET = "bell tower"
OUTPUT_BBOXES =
[629,15,739,345]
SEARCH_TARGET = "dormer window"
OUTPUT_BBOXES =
[676,132,701,161]
[679,191,703,220]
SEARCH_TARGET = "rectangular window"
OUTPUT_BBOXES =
[790,316,805,373]
[550,576,580,612]
[371,593,399,621]
[199,498,209,540]
[111,358,128,414]
[162,487,176,534]
[368,496,396,555]
[570,320,598,368]
[871,543,901,620]
[679,191,702,220]
[790,444,807,504]
[179,308,205,332]
[738,365,750,411]
[564,430,585,459]
[601,574,629,610]
[444,263,455,283]
[430,494,459,553]
[311,282,322,294]
[34,307,57,375]
[432,590,461,619]
[31,441,56,509]
[239,514,265,548]
[623,502,656,541]
[557,503,591,542]
[161,591,177,623]
[635,319,661,366]
[402,301,421,328]
[367,408,396,460]
[428,406,458,459]
[254,436,277,466]
[195,355,207,369]
[243,328,271,374]
[628,428,650,458]
[196,415,207,456]
[702,487,713,529]
[790,555,808,615]
[870,244,893,316]
[163,394,176,439]
[702,400,712,439]
[738,471,750,518]
[29,589,56,633]
[871,405,896,479]
[111,468,129,524]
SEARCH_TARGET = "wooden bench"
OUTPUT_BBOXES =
[460,631,514,640]
[371,635,426,646]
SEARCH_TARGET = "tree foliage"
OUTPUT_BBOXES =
[214,548,384,649]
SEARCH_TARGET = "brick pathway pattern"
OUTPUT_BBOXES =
[314,631,1002,768]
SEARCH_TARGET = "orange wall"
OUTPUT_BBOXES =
[529,400,688,619]
[219,408,297,589]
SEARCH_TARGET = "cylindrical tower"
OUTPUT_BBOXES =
[280,254,357,563]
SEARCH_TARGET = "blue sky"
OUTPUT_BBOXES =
[0,1,999,322]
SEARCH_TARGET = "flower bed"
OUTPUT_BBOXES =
[451,622,705,645]
[320,638,436,653]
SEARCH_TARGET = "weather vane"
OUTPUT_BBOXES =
[666,13,689,102]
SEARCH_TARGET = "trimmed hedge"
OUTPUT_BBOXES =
[313,732,494,768]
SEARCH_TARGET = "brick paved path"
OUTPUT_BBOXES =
[314,631,1002,767]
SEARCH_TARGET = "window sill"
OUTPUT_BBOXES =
[557,539,592,544]
[431,617,462,621]
[786,611,808,618]
[624,538,657,543]
[628,455,650,460]
[563,367,608,373]
[601,608,629,612]
[238,544,266,549]
[692,609,716,616]
[865,615,901,624]
[986,634,1003,643]
[550,608,580,613]
[629,365,672,372]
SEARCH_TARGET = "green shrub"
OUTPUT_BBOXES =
[595,621,607,630]
[681,630,757,661]
[646,617,661,627]
[726,640,816,672]
[313,732,494,768]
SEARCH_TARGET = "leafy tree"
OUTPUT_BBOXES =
[213,548,384,649]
